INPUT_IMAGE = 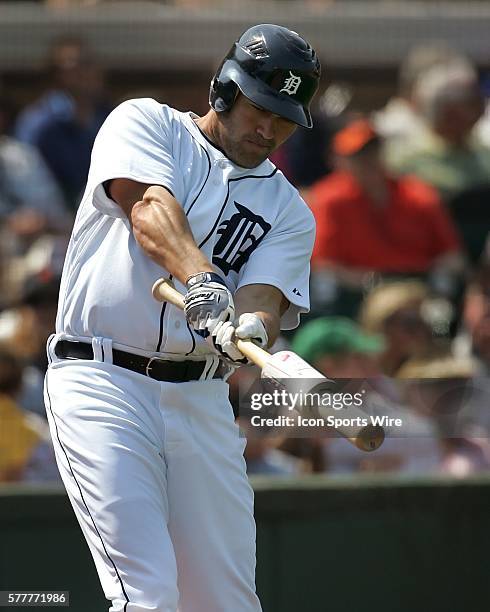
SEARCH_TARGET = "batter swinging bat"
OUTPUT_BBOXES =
[152,278,385,452]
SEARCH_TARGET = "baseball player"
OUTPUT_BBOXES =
[44,24,320,612]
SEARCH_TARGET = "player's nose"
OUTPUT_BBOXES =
[256,115,275,141]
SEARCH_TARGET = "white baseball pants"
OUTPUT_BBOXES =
[44,340,262,612]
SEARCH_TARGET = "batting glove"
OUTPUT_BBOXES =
[210,320,247,363]
[184,272,235,337]
[209,313,268,364]
[235,313,268,347]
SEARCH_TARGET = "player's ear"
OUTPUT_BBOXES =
[210,75,239,112]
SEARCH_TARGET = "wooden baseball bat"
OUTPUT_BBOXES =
[152,278,385,452]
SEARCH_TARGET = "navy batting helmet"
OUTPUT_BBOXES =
[209,24,321,129]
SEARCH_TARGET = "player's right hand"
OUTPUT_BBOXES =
[183,273,235,337]
[209,320,248,364]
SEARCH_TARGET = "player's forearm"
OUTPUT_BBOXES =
[131,186,213,284]
[252,310,280,348]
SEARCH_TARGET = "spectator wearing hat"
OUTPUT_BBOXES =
[307,116,464,318]
[291,316,441,475]
[309,117,464,279]
[359,280,450,377]
[291,316,384,378]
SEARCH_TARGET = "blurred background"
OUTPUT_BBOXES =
[0,1,489,611]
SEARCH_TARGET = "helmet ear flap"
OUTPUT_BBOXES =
[210,75,239,113]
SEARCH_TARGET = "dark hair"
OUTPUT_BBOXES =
[46,35,93,79]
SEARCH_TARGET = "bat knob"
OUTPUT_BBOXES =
[152,278,167,300]
[357,424,385,452]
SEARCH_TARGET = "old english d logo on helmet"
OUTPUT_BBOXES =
[280,72,302,96]
[209,24,321,128]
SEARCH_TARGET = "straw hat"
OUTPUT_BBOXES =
[360,281,428,333]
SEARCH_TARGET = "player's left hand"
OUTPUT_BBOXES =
[234,313,268,348]
[210,313,268,364]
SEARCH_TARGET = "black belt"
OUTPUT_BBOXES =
[54,340,222,382]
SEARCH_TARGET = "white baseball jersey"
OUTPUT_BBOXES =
[56,98,315,357]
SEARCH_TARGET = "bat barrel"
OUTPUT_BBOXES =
[308,381,385,452]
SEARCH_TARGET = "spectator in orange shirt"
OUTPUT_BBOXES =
[308,117,465,314]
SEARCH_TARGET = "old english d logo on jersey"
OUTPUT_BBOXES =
[280,71,302,96]
[213,202,271,275]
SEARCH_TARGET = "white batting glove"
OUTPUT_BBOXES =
[209,313,268,364]
[210,320,247,363]
[235,313,268,348]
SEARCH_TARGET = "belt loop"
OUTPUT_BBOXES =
[200,355,220,381]
[92,337,112,363]
[91,337,103,362]
[198,356,210,381]
[222,365,235,383]
[102,338,113,364]
[46,333,59,364]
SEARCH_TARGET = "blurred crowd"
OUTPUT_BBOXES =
[0,37,489,484]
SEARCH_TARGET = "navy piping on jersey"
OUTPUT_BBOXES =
[184,140,211,216]
[184,320,196,356]
[156,274,171,353]
[161,185,175,199]
[156,277,197,356]
[156,302,167,353]
[195,123,230,159]
[198,167,278,250]
[45,378,130,611]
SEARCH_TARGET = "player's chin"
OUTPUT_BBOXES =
[236,146,271,168]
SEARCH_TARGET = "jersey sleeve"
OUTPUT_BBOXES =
[236,197,316,330]
[88,98,184,218]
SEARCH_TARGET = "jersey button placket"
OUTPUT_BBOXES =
[213,159,228,185]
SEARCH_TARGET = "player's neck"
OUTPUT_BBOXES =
[195,110,219,144]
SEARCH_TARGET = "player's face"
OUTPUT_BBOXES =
[218,94,297,168]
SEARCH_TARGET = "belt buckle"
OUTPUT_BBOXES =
[145,356,160,377]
